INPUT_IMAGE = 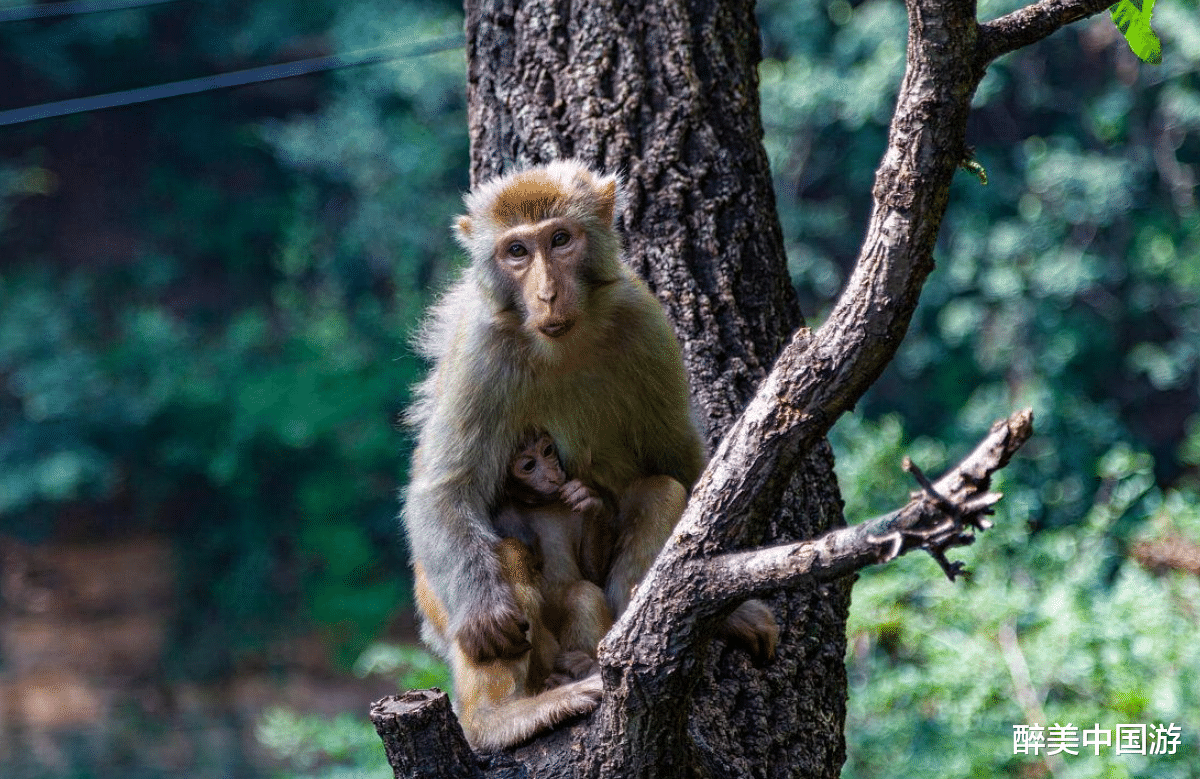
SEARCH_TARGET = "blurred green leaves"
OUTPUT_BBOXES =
[353,643,451,691]
[834,417,1200,779]
[258,644,448,779]
[0,0,467,674]
[258,708,392,779]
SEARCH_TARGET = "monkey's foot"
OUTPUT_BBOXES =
[545,650,600,689]
[468,673,604,752]
[719,599,780,662]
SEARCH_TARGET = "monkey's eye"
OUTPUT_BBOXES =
[518,458,536,474]
[507,242,528,259]
[550,230,570,247]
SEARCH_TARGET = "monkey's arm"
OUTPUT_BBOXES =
[404,319,532,662]
[405,482,531,662]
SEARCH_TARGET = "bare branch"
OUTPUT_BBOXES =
[691,410,1035,603]
[978,0,1113,64]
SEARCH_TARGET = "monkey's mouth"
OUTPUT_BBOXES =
[538,320,575,338]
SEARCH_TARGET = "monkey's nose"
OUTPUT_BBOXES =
[539,320,575,338]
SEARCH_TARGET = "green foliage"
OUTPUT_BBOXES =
[0,258,420,672]
[353,643,451,691]
[258,709,391,779]
[0,0,467,676]
[1111,0,1164,65]
[764,2,1200,776]
[834,417,1200,779]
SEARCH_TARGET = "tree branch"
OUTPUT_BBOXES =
[691,410,1034,603]
[650,0,993,582]
[977,0,1114,65]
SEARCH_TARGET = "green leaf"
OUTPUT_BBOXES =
[1110,0,1163,65]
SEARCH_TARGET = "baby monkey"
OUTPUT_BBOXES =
[432,431,614,751]
[494,430,616,684]
[495,431,777,691]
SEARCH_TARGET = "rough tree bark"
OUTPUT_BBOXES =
[372,0,1114,776]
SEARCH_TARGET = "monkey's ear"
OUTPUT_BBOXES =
[455,215,474,239]
[595,178,618,226]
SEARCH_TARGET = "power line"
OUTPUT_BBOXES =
[0,33,464,127]
[0,0,181,23]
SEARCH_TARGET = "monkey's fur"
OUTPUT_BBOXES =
[404,160,704,659]
[414,429,634,750]
[493,430,619,681]
[403,160,777,750]
[494,430,614,601]
[415,536,605,751]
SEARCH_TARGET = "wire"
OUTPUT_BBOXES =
[0,0,181,23]
[0,33,464,127]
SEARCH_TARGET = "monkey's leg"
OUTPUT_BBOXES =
[556,580,613,654]
[455,539,603,751]
[718,598,780,662]
[411,561,452,658]
[457,665,603,751]
[543,580,613,687]
[605,475,687,617]
[453,646,604,752]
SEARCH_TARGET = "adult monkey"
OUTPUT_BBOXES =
[403,162,778,740]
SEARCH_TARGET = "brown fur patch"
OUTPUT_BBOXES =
[412,562,448,637]
[489,174,572,227]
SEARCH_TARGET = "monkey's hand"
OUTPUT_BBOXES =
[544,649,601,690]
[561,479,603,516]
[718,599,779,663]
[455,591,532,662]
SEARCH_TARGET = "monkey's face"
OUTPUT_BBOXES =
[493,218,590,341]
[511,433,567,497]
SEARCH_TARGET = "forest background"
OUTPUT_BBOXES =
[0,0,1198,777]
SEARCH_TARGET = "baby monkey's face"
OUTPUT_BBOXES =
[511,432,567,497]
